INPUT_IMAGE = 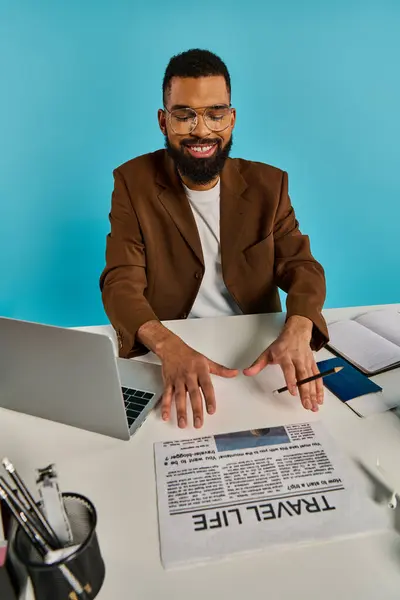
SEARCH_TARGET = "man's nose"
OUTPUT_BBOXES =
[191,113,211,138]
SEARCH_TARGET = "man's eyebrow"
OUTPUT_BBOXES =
[168,103,230,111]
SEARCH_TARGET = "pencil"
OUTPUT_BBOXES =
[0,485,41,551]
[2,457,60,547]
[273,366,344,395]
[0,476,55,547]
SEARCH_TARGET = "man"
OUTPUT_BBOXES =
[100,49,328,430]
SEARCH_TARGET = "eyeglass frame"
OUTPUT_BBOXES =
[163,104,235,135]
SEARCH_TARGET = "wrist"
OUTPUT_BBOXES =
[154,329,181,360]
[137,320,179,358]
[284,315,313,340]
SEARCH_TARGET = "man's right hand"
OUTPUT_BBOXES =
[158,336,239,429]
[136,320,238,429]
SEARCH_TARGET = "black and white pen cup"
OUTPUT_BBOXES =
[12,493,105,600]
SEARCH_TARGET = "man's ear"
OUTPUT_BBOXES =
[158,109,167,135]
[230,108,236,131]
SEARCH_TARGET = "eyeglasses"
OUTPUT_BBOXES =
[164,105,234,135]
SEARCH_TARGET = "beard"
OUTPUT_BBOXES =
[165,135,233,185]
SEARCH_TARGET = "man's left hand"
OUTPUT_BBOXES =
[243,316,323,412]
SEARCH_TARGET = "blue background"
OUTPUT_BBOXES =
[1,0,399,326]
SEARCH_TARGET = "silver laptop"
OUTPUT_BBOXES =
[0,317,164,440]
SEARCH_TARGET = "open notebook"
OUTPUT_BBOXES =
[327,310,400,375]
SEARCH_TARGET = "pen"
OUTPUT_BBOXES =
[273,366,344,395]
[0,476,55,547]
[2,457,60,547]
[0,484,41,551]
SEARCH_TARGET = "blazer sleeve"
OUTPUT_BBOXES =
[99,169,158,357]
[273,171,329,351]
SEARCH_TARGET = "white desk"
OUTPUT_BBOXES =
[1,305,400,599]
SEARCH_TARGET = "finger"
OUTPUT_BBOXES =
[299,382,312,410]
[199,373,216,415]
[174,384,187,428]
[301,361,319,412]
[311,362,324,405]
[279,359,297,396]
[209,361,239,378]
[161,385,173,421]
[243,352,269,377]
[186,377,204,429]
[308,376,319,412]
[296,366,312,410]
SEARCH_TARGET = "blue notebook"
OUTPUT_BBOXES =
[316,357,382,402]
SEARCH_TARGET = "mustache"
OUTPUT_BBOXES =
[180,138,221,147]
[165,134,233,185]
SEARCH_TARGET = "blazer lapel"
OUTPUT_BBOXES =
[220,159,249,275]
[156,153,204,265]
[156,152,248,271]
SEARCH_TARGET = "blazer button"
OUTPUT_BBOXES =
[182,312,188,319]
[195,271,202,280]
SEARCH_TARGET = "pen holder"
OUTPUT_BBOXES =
[12,493,105,600]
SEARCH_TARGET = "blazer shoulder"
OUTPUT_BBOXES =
[231,157,285,189]
[113,149,164,186]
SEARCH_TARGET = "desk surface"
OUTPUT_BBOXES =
[2,305,400,600]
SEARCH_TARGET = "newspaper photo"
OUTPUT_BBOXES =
[154,421,386,568]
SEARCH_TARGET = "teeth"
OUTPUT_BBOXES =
[191,145,213,153]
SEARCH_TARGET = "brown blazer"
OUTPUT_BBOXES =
[100,149,328,358]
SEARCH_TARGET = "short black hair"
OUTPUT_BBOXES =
[162,49,231,106]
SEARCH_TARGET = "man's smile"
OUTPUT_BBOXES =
[183,141,218,158]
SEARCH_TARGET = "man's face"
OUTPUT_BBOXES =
[158,75,236,185]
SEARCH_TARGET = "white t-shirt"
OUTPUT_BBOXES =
[183,180,242,318]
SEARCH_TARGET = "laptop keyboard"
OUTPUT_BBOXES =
[122,387,155,428]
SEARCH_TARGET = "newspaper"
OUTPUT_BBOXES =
[154,422,386,568]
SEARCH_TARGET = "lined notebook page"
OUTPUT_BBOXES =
[328,320,400,374]
[355,310,400,347]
